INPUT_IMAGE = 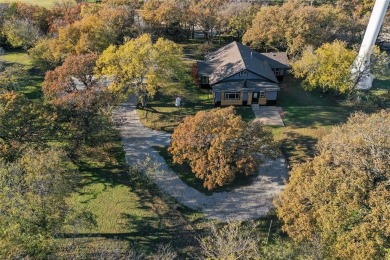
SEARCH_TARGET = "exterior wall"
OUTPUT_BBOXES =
[221,70,270,82]
[259,98,267,105]
[266,91,278,100]
[214,90,278,106]
[221,91,243,106]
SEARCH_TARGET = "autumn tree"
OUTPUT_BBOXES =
[169,107,278,190]
[225,2,259,41]
[1,2,51,49]
[275,110,390,259]
[43,52,101,107]
[2,18,42,49]
[292,41,357,94]
[199,221,262,259]
[243,0,364,55]
[190,0,226,40]
[0,147,77,258]
[95,33,187,107]
[30,2,136,68]
[140,0,161,29]
[293,40,390,95]
[43,53,111,150]
[49,0,82,32]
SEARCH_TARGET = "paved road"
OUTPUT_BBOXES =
[113,97,288,221]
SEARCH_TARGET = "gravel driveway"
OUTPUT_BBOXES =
[112,97,288,221]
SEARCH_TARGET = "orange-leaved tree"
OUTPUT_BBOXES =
[275,110,390,259]
[168,106,278,190]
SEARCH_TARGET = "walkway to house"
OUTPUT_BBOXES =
[252,106,285,127]
[113,97,288,221]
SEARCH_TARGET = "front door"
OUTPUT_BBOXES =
[252,92,259,104]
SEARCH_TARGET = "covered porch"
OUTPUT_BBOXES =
[212,81,281,106]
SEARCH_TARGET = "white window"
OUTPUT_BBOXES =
[239,70,248,77]
[201,76,209,84]
[259,91,265,98]
[225,92,240,100]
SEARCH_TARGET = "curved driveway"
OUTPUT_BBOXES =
[113,97,288,221]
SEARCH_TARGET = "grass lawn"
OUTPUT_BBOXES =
[275,74,385,165]
[137,83,213,132]
[0,0,96,7]
[141,72,387,184]
[0,0,54,7]
[0,50,204,257]
[61,118,203,257]
[0,50,43,98]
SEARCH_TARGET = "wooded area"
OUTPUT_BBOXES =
[0,0,389,258]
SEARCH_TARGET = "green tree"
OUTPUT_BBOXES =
[0,92,55,161]
[2,18,42,49]
[225,2,258,41]
[96,33,186,107]
[292,41,357,94]
[0,63,28,91]
[0,147,76,258]
[168,107,278,190]
[293,41,390,95]
[275,110,390,259]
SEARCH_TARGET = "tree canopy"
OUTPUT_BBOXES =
[275,110,390,259]
[292,40,357,94]
[0,147,76,258]
[95,33,186,106]
[0,92,55,161]
[243,0,365,55]
[168,106,278,190]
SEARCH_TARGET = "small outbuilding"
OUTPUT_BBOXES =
[196,42,290,106]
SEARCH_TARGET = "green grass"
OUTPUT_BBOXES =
[274,74,385,165]
[0,50,43,98]
[0,51,33,67]
[137,83,213,132]
[61,120,203,257]
[372,73,390,90]
[0,0,54,7]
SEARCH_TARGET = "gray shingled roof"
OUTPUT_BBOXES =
[255,52,290,69]
[198,42,289,85]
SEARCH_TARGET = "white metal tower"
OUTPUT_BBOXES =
[352,0,390,90]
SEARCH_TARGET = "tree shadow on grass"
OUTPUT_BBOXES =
[279,131,319,167]
[64,166,199,256]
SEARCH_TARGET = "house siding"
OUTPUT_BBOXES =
[218,91,270,106]
[221,70,270,82]
[266,91,278,100]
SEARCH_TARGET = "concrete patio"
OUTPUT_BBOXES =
[252,106,285,127]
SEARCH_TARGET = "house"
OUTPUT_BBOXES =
[196,42,289,106]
